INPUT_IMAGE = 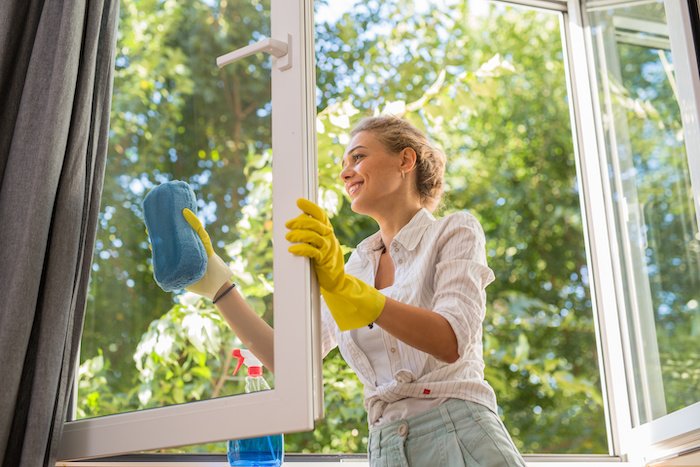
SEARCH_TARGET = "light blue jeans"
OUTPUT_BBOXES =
[368,399,526,466]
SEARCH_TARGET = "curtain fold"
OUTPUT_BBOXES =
[0,0,119,465]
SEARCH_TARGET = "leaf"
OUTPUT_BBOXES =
[514,333,530,362]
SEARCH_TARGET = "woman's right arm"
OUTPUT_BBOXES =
[178,209,276,372]
[212,280,275,373]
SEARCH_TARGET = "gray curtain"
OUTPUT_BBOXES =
[0,0,119,465]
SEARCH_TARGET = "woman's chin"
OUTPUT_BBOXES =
[349,197,368,215]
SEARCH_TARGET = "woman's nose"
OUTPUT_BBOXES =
[339,164,352,181]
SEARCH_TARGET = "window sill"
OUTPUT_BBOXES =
[57,453,633,467]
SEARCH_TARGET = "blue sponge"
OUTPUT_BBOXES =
[143,181,208,292]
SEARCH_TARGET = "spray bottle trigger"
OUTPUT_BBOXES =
[232,349,244,376]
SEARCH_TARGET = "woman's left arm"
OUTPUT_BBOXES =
[374,298,460,363]
[286,200,493,356]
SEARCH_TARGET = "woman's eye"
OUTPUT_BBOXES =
[353,153,364,162]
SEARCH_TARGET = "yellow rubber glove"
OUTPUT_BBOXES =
[285,198,386,330]
[182,208,233,300]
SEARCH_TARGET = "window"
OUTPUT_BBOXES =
[588,0,698,426]
[580,0,700,464]
[59,0,700,463]
[59,0,320,459]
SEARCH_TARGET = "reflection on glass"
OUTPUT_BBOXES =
[79,0,273,421]
[589,1,700,424]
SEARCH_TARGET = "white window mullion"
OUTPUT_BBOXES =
[270,0,324,425]
[564,0,636,460]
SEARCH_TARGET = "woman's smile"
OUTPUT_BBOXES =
[347,181,363,196]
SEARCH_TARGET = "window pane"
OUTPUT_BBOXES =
[286,0,607,455]
[588,1,700,424]
[79,0,274,421]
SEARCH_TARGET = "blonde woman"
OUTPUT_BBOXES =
[178,116,525,466]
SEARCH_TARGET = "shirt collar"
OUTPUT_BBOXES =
[356,208,435,255]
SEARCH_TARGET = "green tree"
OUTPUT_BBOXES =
[83,0,271,398]
[308,0,606,453]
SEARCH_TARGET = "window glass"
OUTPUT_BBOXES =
[588,0,700,425]
[79,0,274,421]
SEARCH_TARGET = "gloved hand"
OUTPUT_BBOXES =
[285,198,386,330]
[182,209,234,300]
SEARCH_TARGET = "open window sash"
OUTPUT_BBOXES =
[570,0,700,464]
[57,0,322,460]
[627,1,700,462]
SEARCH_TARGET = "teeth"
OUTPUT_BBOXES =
[349,183,361,195]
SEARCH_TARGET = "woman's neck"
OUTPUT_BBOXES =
[376,204,423,251]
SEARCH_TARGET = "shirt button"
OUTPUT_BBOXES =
[394,248,399,253]
[398,259,403,264]
[398,423,408,437]
[391,348,396,353]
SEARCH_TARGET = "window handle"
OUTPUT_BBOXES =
[216,34,292,71]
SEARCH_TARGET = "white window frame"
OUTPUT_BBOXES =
[57,0,322,460]
[625,0,700,463]
[566,0,700,465]
[56,0,700,464]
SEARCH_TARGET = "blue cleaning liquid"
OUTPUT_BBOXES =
[227,433,284,467]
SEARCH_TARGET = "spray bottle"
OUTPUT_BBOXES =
[227,349,284,467]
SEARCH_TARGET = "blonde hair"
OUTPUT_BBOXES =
[350,116,446,212]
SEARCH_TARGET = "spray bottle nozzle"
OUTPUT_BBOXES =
[232,349,245,376]
[231,348,263,376]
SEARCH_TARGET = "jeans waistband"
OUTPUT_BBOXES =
[368,399,488,458]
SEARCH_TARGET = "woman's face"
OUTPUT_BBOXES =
[339,131,405,216]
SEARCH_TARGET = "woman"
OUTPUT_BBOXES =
[178,116,526,466]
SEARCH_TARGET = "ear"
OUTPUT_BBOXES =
[399,147,417,174]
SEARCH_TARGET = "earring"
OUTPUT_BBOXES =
[401,170,405,180]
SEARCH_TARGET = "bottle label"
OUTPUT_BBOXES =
[227,434,284,467]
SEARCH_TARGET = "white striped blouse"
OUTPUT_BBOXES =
[320,208,499,427]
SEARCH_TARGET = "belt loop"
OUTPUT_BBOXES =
[439,404,456,433]
[374,428,382,459]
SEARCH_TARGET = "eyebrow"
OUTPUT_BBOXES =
[341,145,367,168]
